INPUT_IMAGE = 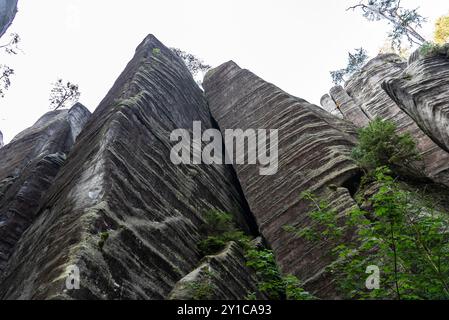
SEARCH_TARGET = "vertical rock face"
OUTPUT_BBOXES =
[203,61,360,297]
[0,35,254,300]
[383,53,449,154]
[329,54,449,186]
[0,0,18,38]
[0,130,3,148]
[0,103,90,274]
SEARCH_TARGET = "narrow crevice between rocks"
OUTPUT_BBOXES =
[209,114,260,237]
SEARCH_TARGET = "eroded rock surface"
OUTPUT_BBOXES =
[0,104,90,273]
[328,54,449,186]
[203,61,360,298]
[383,53,449,154]
[0,35,254,300]
[169,242,264,300]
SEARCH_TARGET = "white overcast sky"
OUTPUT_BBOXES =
[0,0,448,143]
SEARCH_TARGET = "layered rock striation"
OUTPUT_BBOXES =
[383,52,449,154]
[0,104,90,273]
[203,61,361,297]
[0,35,255,300]
[327,54,449,185]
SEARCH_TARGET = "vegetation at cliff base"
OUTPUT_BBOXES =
[285,118,449,299]
[198,209,314,300]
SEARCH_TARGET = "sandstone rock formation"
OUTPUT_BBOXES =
[0,0,18,38]
[169,242,264,300]
[327,54,449,186]
[383,52,449,154]
[0,35,257,300]
[203,61,361,297]
[0,103,90,274]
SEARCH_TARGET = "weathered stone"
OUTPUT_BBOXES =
[0,130,3,148]
[329,86,370,128]
[168,242,264,300]
[0,35,254,300]
[330,54,449,186]
[383,54,449,154]
[0,104,90,273]
[320,94,343,118]
[0,0,18,38]
[203,61,361,298]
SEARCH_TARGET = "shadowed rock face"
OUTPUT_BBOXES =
[329,54,449,186]
[0,131,3,148]
[0,35,255,300]
[383,54,449,154]
[0,0,18,38]
[203,61,360,298]
[0,104,90,274]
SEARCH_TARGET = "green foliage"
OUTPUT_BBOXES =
[351,118,421,174]
[98,231,110,250]
[245,248,315,300]
[419,42,449,58]
[286,191,343,242]
[330,48,369,85]
[187,270,216,300]
[198,209,314,300]
[198,210,252,256]
[152,47,161,56]
[287,168,449,300]
[170,47,211,78]
[348,0,427,50]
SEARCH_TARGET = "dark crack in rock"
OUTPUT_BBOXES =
[203,61,360,298]
[0,35,254,300]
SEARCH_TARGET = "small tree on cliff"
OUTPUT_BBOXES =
[0,33,21,98]
[170,48,211,85]
[330,48,369,85]
[49,79,81,110]
[348,0,427,50]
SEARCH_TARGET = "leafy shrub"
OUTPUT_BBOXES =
[198,209,314,300]
[245,248,314,300]
[351,118,421,174]
[187,270,216,300]
[286,168,449,299]
[198,210,251,255]
[419,42,449,58]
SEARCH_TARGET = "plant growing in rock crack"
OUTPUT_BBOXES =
[285,167,449,300]
[198,209,314,300]
[198,209,252,256]
[351,118,422,176]
[419,42,449,58]
[186,269,216,300]
[245,248,315,300]
[98,231,110,251]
